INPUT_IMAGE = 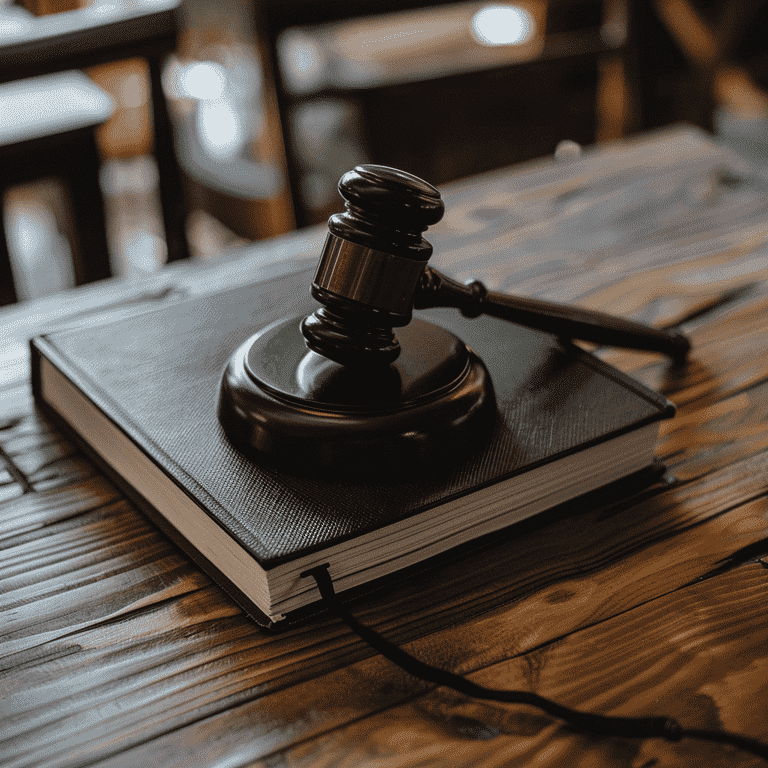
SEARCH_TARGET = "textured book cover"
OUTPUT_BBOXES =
[31,264,674,626]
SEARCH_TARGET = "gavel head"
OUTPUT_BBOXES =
[218,164,494,472]
[300,165,445,367]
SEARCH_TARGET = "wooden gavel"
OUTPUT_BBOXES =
[301,165,690,367]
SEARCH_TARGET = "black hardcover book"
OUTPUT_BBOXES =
[31,264,675,627]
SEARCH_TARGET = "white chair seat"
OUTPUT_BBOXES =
[0,70,113,147]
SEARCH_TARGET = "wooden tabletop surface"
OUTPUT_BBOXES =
[2,125,768,767]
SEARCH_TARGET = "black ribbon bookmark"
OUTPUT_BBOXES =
[305,566,768,762]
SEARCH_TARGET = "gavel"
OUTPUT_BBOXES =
[302,165,689,367]
[218,165,689,471]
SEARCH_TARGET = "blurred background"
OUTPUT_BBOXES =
[1,0,767,302]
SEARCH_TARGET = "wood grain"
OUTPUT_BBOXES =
[266,563,768,768]
[2,451,766,765]
[2,127,768,767]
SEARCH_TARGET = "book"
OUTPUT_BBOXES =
[31,264,675,627]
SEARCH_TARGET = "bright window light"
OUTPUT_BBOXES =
[279,30,326,91]
[471,4,535,46]
[197,98,244,160]
[180,62,227,101]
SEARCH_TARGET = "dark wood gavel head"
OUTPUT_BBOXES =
[217,164,494,473]
[301,165,445,367]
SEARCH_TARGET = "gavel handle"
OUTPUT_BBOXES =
[414,267,690,362]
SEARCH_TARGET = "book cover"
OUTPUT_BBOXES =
[31,264,675,626]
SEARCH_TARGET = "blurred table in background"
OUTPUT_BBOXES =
[259,0,635,226]
[632,0,768,135]
[2,126,768,767]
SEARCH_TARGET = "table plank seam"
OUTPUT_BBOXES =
[670,373,768,414]
[693,539,768,584]
[0,443,33,493]
[662,283,762,329]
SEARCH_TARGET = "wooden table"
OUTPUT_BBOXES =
[2,126,768,767]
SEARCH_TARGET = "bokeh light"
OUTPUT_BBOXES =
[471,4,534,46]
[180,62,227,101]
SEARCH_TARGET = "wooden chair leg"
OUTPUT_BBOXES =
[148,57,191,263]
[62,131,113,286]
[0,193,19,306]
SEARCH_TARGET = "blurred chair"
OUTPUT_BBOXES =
[256,0,634,227]
[632,0,768,132]
[0,67,113,305]
[167,52,296,243]
[175,111,291,243]
[0,0,189,306]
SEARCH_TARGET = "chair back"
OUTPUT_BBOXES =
[0,0,190,266]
